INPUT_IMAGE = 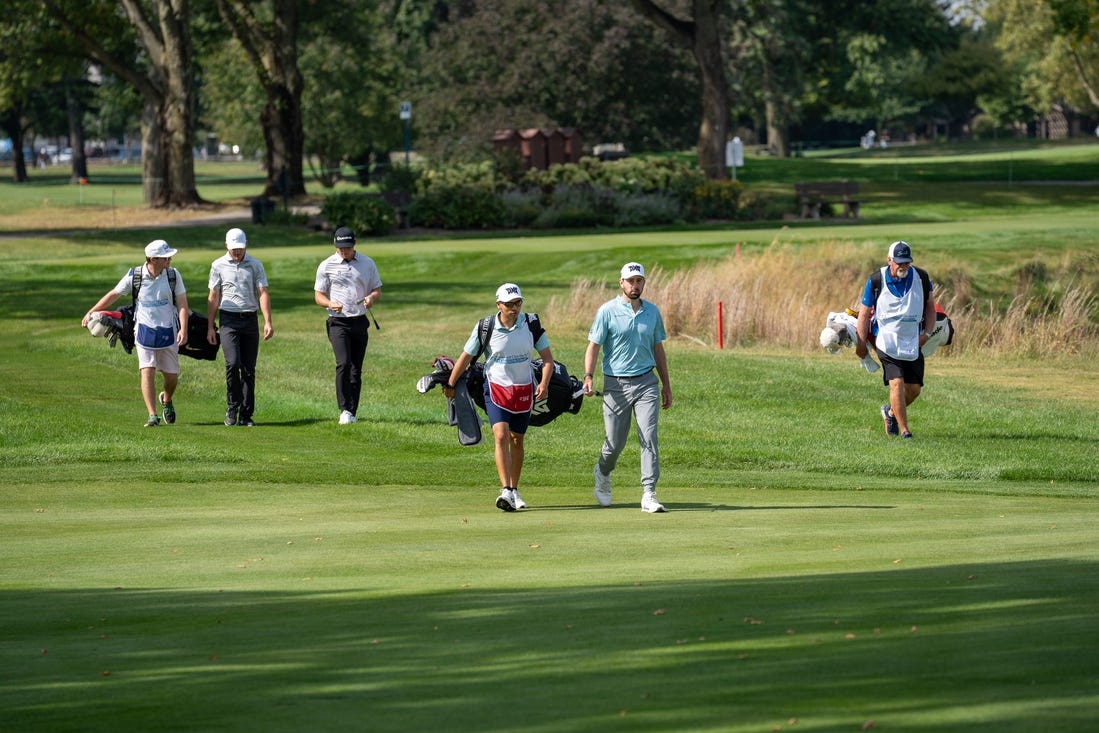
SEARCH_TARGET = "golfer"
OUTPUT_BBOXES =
[81,240,189,427]
[207,228,273,427]
[314,227,382,425]
[582,262,672,513]
[443,283,555,512]
[855,240,938,438]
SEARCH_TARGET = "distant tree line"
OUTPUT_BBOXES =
[1,0,1096,206]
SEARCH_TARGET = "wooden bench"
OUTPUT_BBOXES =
[795,181,860,220]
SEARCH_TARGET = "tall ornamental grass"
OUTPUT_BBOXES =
[546,241,1099,358]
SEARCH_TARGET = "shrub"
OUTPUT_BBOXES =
[689,179,743,220]
[419,161,507,194]
[499,190,543,228]
[383,164,422,194]
[521,156,705,198]
[531,185,616,229]
[733,189,787,221]
[409,186,507,229]
[320,192,396,236]
[264,205,310,227]
[612,192,683,227]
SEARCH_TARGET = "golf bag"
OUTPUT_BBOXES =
[820,302,953,368]
[105,305,219,360]
[416,355,585,446]
[465,359,583,427]
[179,311,220,361]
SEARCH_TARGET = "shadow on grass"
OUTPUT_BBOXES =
[4,560,1096,732]
[529,502,896,513]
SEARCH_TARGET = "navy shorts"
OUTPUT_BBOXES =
[483,380,531,433]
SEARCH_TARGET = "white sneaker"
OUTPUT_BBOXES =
[495,488,516,512]
[338,410,357,425]
[593,465,612,506]
[512,490,527,510]
[641,493,666,513]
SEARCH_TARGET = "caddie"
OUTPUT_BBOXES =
[855,240,938,439]
[82,240,190,427]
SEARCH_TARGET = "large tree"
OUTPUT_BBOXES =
[729,0,955,154]
[727,0,814,157]
[0,1,77,182]
[44,0,203,207]
[214,0,306,198]
[629,0,730,178]
[408,0,698,164]
[988,0,1099,114]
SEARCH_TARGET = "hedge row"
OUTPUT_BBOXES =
[321,156,786,233]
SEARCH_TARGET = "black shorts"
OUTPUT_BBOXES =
[874,347,924,386]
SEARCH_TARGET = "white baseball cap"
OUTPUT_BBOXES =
[225,228,247,249]
[144,240,178,258]
[495,283,522,302]
[620,262,645,279]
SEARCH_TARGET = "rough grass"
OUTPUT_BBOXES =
[546,241,1099,359]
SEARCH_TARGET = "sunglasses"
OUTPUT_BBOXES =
[499,299,523,309]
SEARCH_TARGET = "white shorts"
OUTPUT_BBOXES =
[136,344,180,373]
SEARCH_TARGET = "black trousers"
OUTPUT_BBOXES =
[220,311,259,420]
[326,316,369,414]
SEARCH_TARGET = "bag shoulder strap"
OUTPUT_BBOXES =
[474,313,546,361]
[871,267,929,303]
[913,266,931,302]
[474,315,494,361]
[131,265,178,306]
[526,312,545,345]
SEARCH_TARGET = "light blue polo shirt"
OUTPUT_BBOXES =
[588,297,666,377]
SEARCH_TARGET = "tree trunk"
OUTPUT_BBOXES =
[45,0,204,208]
[217,0,307,199]
[141,101,165,204]
[260,85,306,198]
[65,82,89,182]
[629,0,730,179]
[765,99,789,157]
[693,4,729,179]
[1,107,30,183]
[149,0,202,207]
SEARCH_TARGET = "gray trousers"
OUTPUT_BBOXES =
[597,370,660,493]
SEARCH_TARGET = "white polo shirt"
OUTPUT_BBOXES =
[314,252,382,318]
[208,253,268,313]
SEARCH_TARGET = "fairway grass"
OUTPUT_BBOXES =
[4,483,1098,733]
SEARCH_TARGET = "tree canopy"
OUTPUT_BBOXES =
[2,0,1097,202]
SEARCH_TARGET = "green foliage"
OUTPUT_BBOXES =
[406,1,698,162]
[522,156,706,197]
[409,185,507,229]
[498,189,542,227]
[319,191,396,235]
[381,163,422,194]
[418,161,507,193]
[688,179,744,220]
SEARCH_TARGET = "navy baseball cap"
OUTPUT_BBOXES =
[888,241,912,263]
